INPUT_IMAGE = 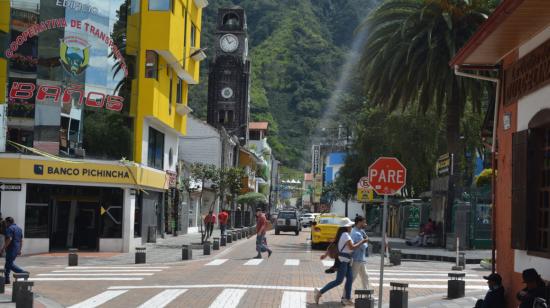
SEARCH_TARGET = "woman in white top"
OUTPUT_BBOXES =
[314,218,368,305]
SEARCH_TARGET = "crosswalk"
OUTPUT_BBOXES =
[31,266,169,282]
[68,287,308,308]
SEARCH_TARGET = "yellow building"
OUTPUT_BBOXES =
[0,0,207,254]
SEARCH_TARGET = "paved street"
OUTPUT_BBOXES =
[6,229,491,308]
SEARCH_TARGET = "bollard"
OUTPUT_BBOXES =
[389,282,408,308]
[355,289,375,308]
[458,252,466,267]
[182,244,192,260]
[227,233,233,243]
[12,272,29,303]
[232,232,237,242]
[0,269,4,294]
[68,248,78,266]
[135,247,146,264]
[237,230,242,240]
[220,235,227,246]
[372,241,381,254]
[203,241,211,255]
[15,281,33,308]
[213,237,220,250]
[244,230,248,238]
[447,272,466,299]
[390,249,402,266]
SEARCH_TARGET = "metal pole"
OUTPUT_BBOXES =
[378,194,388,308]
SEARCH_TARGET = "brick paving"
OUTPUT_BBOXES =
[0,228,492,307]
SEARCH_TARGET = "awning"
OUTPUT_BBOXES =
[450,0,550,66]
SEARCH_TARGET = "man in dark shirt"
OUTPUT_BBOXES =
[475,273,505,308]
[1,217,26,284]
[517,268,548,308]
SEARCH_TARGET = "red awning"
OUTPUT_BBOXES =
[450,0,550,66]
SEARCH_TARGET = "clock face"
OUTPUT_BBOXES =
[221,87,234,99]
[220,34,239,53]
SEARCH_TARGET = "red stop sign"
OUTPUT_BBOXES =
[367,157,407,195]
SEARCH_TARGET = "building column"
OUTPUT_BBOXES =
[0,183,26,233]
[122,188,136,253]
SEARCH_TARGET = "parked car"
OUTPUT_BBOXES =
[275,211,301,235]
[300,213,315,227]
[311,213,344,249]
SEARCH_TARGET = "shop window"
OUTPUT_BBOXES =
[148,127,164,170]
[24,203,49,238]
[100,189,123,238]
[250,130,261,140]
[145,50,158,79]
[512,109,550,256]
[130,0,140,14]
[169,75,173,114]
[176,78,183,104]
[190,23,197,48]
[148,0,171,11]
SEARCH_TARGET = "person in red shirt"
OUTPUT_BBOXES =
[204,211,216,239]
[254,208,272,259]
[218,209,229,236]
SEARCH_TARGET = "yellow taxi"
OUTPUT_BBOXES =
[311,213,344,249]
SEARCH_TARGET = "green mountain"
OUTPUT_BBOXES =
[189,0,376,168]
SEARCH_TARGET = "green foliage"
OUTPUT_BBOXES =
[237,192,268,206]
[190,0,375,168]
[359,0,494,155]
[83,109,132,159]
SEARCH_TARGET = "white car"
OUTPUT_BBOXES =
[300,213,315,227]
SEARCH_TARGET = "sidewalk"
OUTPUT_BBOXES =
[370,237,491,264]
[16,228,252,268]
[394,290,485,308]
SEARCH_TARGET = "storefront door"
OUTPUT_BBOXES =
[50,199,100,251]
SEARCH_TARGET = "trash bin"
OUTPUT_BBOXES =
[389,282,408,308]
[147,226,157,243]
[135,247,146,264]
[448,273,466,299]
[182,244,192,260]
[213,238,220,250]
[68,248,78,266]
[355,289,375,308]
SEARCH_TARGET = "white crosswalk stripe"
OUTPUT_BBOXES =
[244,259,263,266]
[209,288,247,308]
[206,259,229,266]
[280,291,306,308]
[137,289,187,308]
[32,266,168,282]
[284,259,300,266]
[67,290,128,308]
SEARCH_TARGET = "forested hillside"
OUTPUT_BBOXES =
[189,0,376,168]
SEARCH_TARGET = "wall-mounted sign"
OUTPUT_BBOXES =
[9,82,124,112]
[504,38,550,105]
[503,112,512,131]
[0,183,22,191]
[5,18,128,76]
[436,153,451,176]
[311,145,320,175]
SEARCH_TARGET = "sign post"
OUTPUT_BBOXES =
[368,157,407,308]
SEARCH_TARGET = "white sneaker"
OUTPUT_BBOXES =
[341,298,354,306]
[314,288,321,304]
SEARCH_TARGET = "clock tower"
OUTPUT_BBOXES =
[207,6,251,144]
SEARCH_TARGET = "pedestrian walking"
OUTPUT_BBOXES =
[204,211,216,239]
[218,209,229,236]
[350,216,370,290]
[1,217,26,284]
[254,208,272,259]
[315,218,368,306]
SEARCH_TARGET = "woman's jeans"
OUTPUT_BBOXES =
[320,260,353,299]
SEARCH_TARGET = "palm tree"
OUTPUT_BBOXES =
[359,0,494,156]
